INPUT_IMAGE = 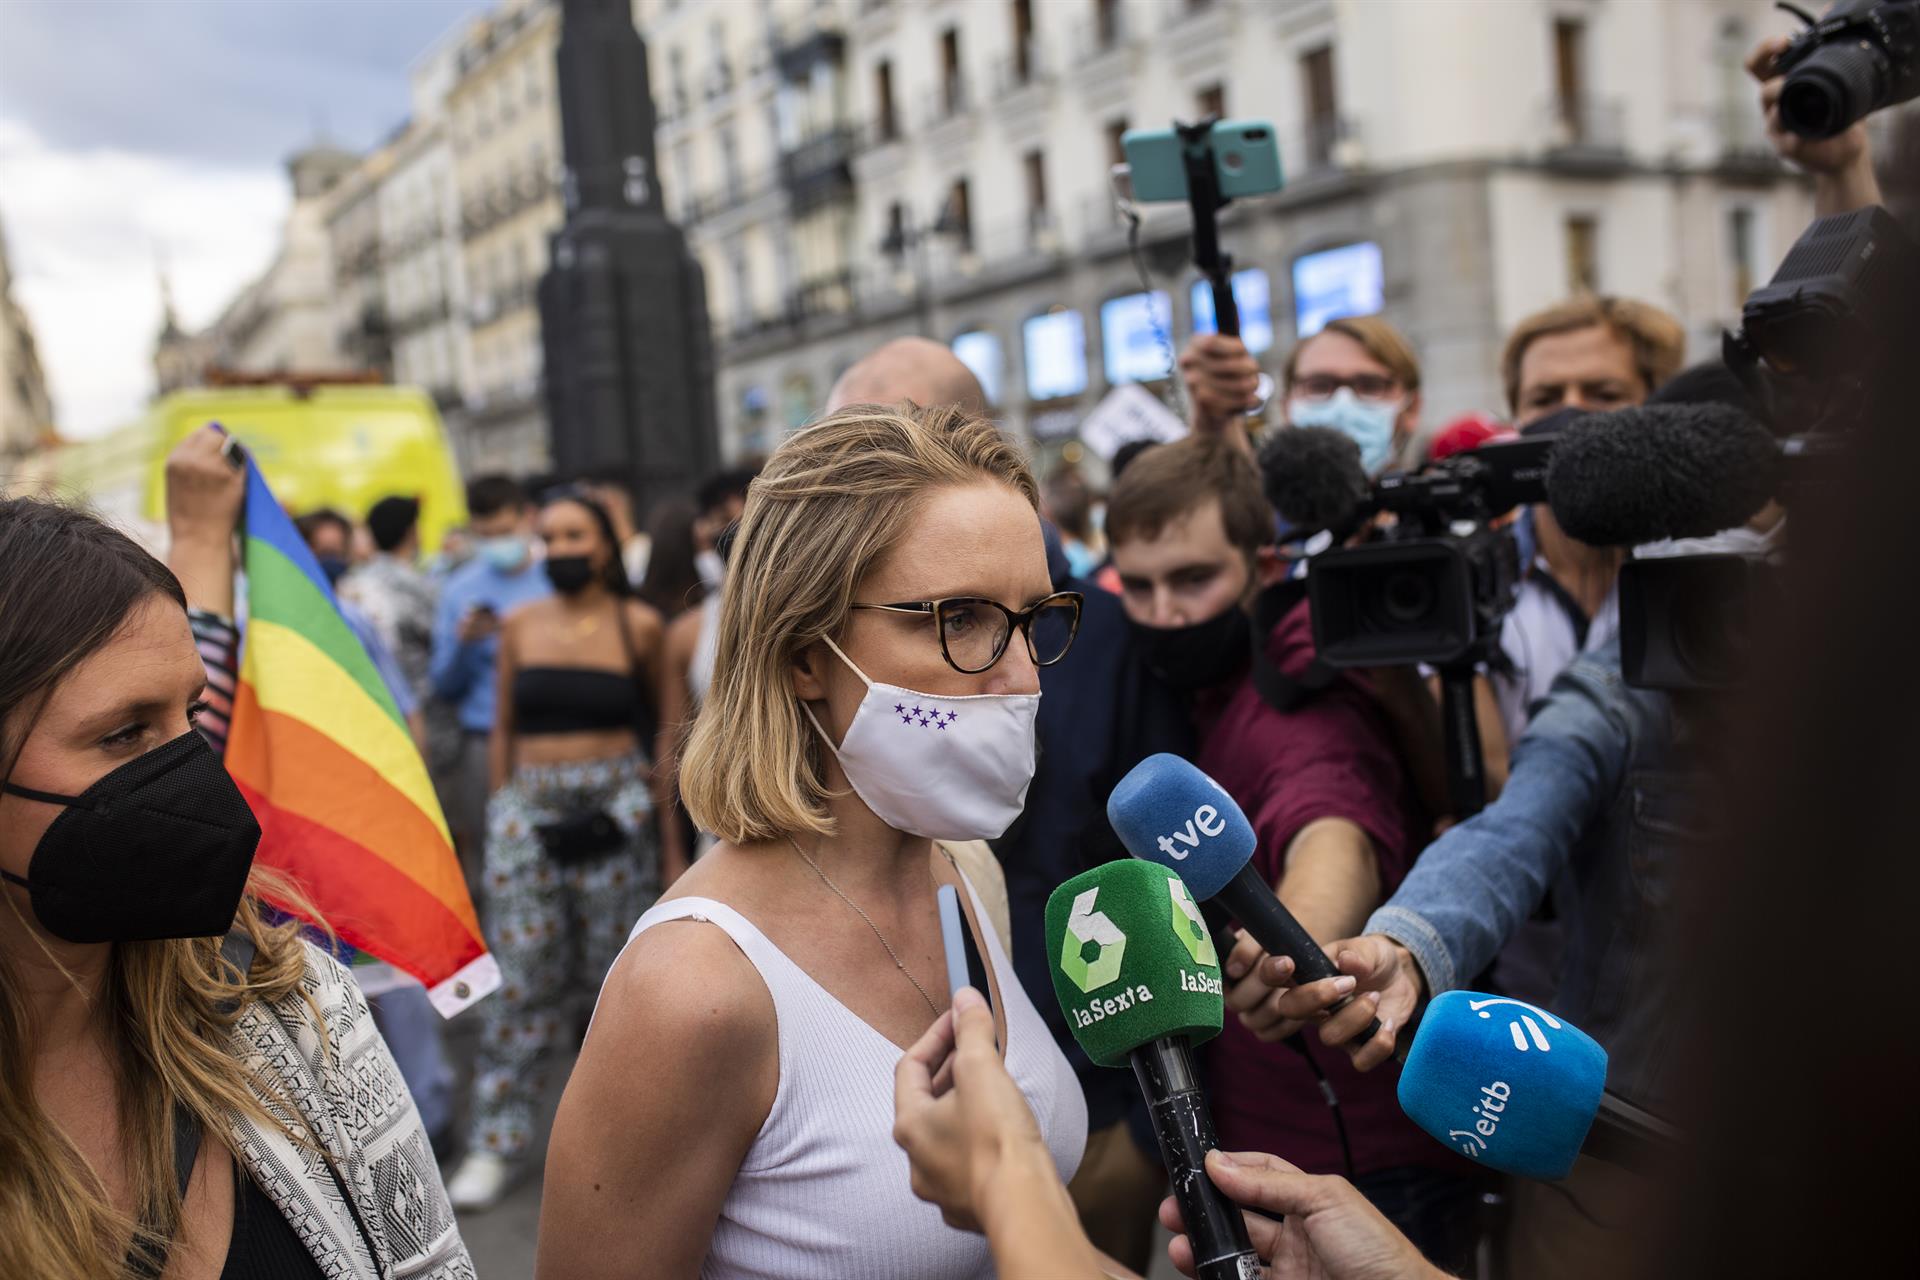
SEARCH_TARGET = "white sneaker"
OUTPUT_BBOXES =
[445,1152,518,1212]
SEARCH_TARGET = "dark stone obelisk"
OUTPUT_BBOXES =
[541,0,719,512]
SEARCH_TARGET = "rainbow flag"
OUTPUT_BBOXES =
[226,459,498,1016]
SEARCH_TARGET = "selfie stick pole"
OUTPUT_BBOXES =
[1177,118,1239,339]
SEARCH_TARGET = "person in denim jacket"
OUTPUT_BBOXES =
[1256,527,1770,1279]
[1315,635,1701,1111]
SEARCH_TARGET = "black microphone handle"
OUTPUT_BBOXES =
[1129,1037,1261,1280]
[1582,1090,1683,1172]
[1216,863,1384,1049]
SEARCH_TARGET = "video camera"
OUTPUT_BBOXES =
[1253,432,1554,816]
[1615,204,1917,693]
[1307,436,1553,669]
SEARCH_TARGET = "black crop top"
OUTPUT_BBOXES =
[220,1164,326,1280]
[513,666,640,735]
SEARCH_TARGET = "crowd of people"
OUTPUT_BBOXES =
[0,37,1911,1280]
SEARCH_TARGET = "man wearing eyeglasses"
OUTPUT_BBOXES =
[1105,323,1482,1272]
[1180,315,1423,474]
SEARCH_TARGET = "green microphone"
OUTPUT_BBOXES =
[1046,860,1258,1280]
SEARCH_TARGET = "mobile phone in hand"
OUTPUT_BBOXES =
[936,883,995,1025]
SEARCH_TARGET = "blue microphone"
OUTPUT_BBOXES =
[1397,990,1612,1180]
[1108,753,1382,1047]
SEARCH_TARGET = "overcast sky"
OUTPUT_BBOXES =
[0,0,482,439]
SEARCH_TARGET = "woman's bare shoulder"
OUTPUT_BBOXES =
[592,906,774,1067]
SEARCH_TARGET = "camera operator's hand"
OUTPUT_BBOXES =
[1161,1151,1448,1280]
[1178,334,1259,453]
[1746,33,1884,216]
[165,424,246,616]
[1252,934,1423,1070]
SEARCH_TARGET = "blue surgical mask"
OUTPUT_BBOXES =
[478,535,530,573]
[1287,388,1401,474]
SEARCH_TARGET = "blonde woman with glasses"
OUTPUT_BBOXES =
[538,404,1092,1279]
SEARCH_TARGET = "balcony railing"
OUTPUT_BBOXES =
[682,172,779,224]
[1716,103,1779,172]
[791,268,855,320]
[459,167,558,239]
[860,111,906,150]
[772,20,845,82]
[780,127,858,213]
[1545,95,1627,158]
[923,76,973,128]
[967,211,1064,268]
[1301,115,1364,175]
[1073,10,1131,63]
[390,296,453,338]
[468,279,536,327]
[993,40,1049,95]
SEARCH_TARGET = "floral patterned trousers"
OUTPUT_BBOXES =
[465,753,658,1158]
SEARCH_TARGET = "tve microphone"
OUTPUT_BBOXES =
[1045,860,1259,1280]
[1397,990,1617,1180]
[1108,753,1382,1048]
[1544,402,1779,547]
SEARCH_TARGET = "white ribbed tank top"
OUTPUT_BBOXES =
[622,867,1087,1280]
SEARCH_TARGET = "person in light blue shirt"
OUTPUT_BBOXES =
[428,475,550,880]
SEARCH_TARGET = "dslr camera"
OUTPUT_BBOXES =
[1769,0,1919,139]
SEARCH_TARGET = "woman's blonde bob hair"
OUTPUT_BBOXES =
[680,401,1038,844]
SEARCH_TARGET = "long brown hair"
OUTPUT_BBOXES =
[0,498,318,1280]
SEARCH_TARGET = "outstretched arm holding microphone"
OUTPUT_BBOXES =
[892,987,1449,1280]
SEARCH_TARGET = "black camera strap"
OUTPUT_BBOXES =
[1247,580,1337,714]
[1527,562,1592,650]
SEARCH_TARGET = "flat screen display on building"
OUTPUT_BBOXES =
[1023,309,1089,401]
[951,330,1004,406]
[1099,290,1174,385]
[1190,268,1275,354]
[1291,242,1384,338]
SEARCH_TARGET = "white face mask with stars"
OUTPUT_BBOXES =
[801,635,1040,842]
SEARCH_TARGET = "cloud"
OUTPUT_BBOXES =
[0,1,488,440]
[0,116,286,439]
[0,0,481,167]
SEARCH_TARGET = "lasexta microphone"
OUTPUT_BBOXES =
[1396,990,1676,1179]
[1107,753,1382,1048]
[1045,860,1259,1280]
[1544,402,1779,547]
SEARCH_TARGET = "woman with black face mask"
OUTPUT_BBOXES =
[442,486,666,1212]
[0,493,473,1280]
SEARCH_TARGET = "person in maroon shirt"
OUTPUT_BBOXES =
[1104,338,1481,1270]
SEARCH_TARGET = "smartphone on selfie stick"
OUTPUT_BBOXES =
[1120,118,1284,340]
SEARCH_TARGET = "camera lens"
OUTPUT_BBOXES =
[1221,149,1244,172]
[1380,570,1436,625]
[1672,567,1748,687]
[1778,42,1886,139]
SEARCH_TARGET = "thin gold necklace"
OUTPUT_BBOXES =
[785,834,941,1018]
